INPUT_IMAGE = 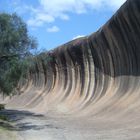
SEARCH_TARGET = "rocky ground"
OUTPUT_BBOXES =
[0,109,140,140]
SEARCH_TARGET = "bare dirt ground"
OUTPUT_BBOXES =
[0,109,140,140]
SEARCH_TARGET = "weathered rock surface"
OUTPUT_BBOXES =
[5,0,140,117]
[1,0,140,139]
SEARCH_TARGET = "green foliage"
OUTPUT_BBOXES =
[0,13,37,95]
[37,52,54,65]
[0,104,5,110]
[0,58,29,94]
[0,13,37,57]
[0,115,8,121]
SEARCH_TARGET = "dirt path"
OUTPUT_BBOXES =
[0,109,140,140]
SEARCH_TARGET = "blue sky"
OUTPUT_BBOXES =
[0,0,126,51]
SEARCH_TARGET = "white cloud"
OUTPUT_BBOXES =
[39,0,126,14]
[16,0,126,28]
[73,35,85,40]
[108,0,127,9]
[47,26,60,33]
[27,13,55,27]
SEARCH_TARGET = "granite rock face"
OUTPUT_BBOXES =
[4,0,140,118]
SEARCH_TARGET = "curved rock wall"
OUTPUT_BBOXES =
[4,0,140,118]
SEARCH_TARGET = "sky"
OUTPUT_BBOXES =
[0,0,126,51]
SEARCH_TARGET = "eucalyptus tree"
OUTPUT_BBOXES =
[0,13,37,95]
